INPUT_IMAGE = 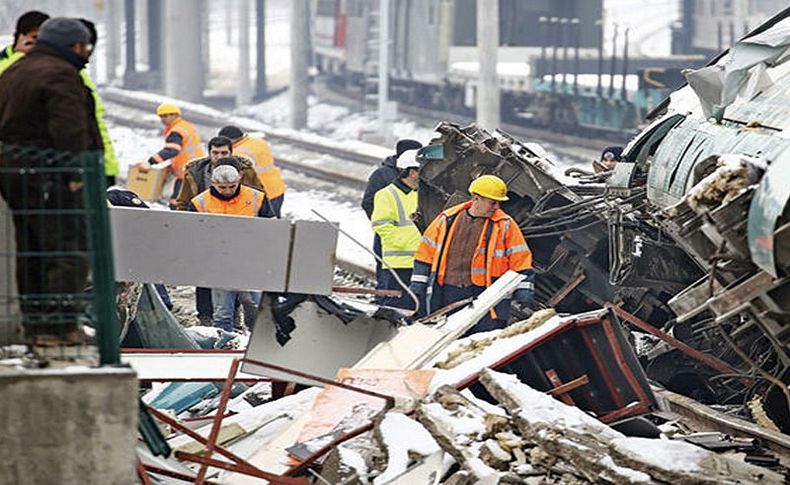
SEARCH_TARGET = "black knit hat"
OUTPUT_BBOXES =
[37,18,90,48]
[395,139,422,157]
[218,125,244,140]
[78,18,97,46]
[601,146,623,162]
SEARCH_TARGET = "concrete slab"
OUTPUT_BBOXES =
[111,207,337,294]
[0,366,138,484]
[288,220,338,294]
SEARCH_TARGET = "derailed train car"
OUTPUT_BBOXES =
[416,8,790,432]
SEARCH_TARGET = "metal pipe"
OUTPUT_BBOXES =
[572,18,580,95]
[608,23,618,98]
[538,17,548,79]
[256,0,268,99]
[550,17,559,93]
[596,18,604,97]
[620,27,629,100]
[195,358,241,484]
[607,304,752,387]
[561,17,569,93]
[124,0,136,78]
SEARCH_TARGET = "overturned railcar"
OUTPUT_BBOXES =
[416,8,790,432]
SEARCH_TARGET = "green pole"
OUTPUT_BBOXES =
[81,151,120,365]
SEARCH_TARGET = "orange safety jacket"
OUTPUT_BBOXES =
[413,201,533,317]
[191,185,265,216]
[233,135,286,199]
[153,117,205,179]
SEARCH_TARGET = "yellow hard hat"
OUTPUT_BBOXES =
[156,103,181,116]
[469,174,509,201]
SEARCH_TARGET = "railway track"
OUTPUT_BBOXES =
[102,88,382,191]
[313,78,610,165]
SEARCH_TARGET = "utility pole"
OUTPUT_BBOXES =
[290,0,308,129]
[163,1,203,101]
[255,0,267,99]
[124,0,136,83]
[378,0,393,137]
[105,0,121,82]
[476,0,499,130]
[237,0,252,106]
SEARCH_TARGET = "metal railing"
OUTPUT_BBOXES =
[0,143,119,365]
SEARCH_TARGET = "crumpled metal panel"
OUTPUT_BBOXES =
[748,150,790,277]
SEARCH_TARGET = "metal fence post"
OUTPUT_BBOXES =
[81,151,120,365]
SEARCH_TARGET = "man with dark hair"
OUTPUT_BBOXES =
[174,136,266,326]
[174,136,265,211]
[218,125,286,218]
[0,10,49,75]
[362,139,423,290]
[0,18,99,338]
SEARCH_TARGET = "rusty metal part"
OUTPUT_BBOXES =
[142,464,220,484]
[332,286,402,297]
[547,374,590,398]
[608,304,753,387]
[657,388,790,467]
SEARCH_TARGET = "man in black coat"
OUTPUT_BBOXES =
[0,18,98,338]
[361,139,422,292]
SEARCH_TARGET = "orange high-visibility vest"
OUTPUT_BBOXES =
[415,200,532,289]
[164,117,205,179]
[191,185,265,216]
[233,135,286,199]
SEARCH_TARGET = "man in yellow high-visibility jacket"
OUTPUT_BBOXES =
[0,11,49,75]
[219,125,286,217]
[370,148,421,309]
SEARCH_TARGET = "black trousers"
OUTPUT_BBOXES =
[1,176,88,334]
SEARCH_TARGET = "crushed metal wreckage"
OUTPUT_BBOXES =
[128,12,790,482]
[415,72,790,433]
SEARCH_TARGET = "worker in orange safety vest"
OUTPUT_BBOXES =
[219,125,286,217]
[190,164,273,331]
[148,103,205,208]
[410,174,535,334]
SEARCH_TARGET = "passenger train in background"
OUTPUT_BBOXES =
[311,0,696,139]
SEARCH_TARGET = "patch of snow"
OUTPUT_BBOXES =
[610,437,706,474]
[599,455,652,483]
[338,445,369,480]
[428,315,566,391]
[374,412,440,484]
[483,370,624,442]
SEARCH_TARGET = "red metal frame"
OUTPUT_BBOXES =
[607,304,752,387]
[142,464,220,484]
[141,354,398,484]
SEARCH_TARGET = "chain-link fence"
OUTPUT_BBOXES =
[0,143,118,365]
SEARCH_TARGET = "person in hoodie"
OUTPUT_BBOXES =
[0,18,100,337]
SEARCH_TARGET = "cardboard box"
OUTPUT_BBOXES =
[126,161,171,201]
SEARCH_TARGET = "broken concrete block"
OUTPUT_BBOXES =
[511,447,527,466]
[480,369,786,484]
[373,412,441,484]
[480,439,512,470]
[609,437,785,485]
[480,369,653,484]
[415,386,503,482]
[484,413,511,436]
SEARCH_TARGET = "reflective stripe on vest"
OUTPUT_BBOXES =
[191,186,264,216]
[166,118,205,178]
[234,136,286,198]
[387,186,414,227]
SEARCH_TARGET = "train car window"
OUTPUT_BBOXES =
[626,113,686,167]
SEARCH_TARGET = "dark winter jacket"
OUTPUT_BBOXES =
[0,44,99,154]
[174,155,264,211]
[361,155,400,218]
